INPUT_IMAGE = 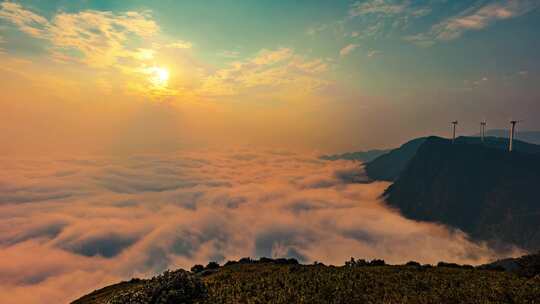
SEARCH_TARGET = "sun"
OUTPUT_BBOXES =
[146,66,170,87]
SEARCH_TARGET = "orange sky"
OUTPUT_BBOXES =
[1,1,538,156]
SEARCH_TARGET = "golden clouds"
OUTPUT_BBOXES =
[166,40,193,49]
[0,3,176,98]
[0,3,330,101]
[200,48,330,98]
[47,10,159,67]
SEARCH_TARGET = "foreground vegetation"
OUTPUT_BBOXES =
[73,256,540,304]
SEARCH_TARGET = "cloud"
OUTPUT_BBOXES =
[349,0,408,17]
[200,48,329,97]
[306,24,329,36]
[406,0,540,46]
[217,50,240,58]
[347,1,431,39]
[348,0,432,19]
[367,49,382,57]
[402,32,435,47]
[47,10,159,68]
[0,2,49,37]
[0,3,194,99]
[0,149,524,303]
[252,47,293,65]
[166,40,193,49]
[0,3,161,67]
[340,44,359,56]
[0,3,328,102]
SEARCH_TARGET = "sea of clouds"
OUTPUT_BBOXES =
[0,149,523,303]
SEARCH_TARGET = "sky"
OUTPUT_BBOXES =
[1,1,539,303]
[0,0,539,155]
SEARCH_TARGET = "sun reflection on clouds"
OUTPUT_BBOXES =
[144,66,170,87]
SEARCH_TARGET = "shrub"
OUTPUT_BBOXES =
[205,261,220,270]
[190,264,205,273]
[369,259,386,266]
[406,261,421,267]
[107,270,206,304]
[239,257,253,264]
[259,257,274,264]
[437,262,461,268]
[224,260,238,266]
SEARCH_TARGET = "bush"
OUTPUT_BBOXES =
[191,264,205,273]
[224,260,238,266]
[107,270,206,304]
[437,262,461,268]
[369,259,386,266]
[206,261,220,270]
[345,258,368,267]
[274,258,299,265]
[239,257,253,264]
[405,261,421,267]
[258,257,274,264]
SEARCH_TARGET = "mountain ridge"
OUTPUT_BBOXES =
[382,136,540,251]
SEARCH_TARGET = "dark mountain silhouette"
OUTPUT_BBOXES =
[364,137,427,181]
[382,136,540,251]
[320,149,390,162]
[474,129,540,145]
[365,136,540,182]
[481,251,540,278]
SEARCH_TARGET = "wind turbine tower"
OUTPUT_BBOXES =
[509,120,521,152]
[451,121,458,143]
[480,121,486,143]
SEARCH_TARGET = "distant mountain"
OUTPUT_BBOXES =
[363,137,428,181]
[320,149,390,162]
[476,129,540,145]
[481,252,540,278]
[383,136,540,251]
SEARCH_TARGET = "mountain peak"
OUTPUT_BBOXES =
[381,136,540,250]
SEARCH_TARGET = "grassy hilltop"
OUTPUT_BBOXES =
[73,256,540,304]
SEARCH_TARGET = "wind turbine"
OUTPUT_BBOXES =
[509,120,522,152]
[480,120,486,143]
[451,121,458,143]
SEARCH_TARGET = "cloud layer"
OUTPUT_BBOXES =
[0,150,523,304]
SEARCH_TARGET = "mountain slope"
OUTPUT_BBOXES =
[73,257,540,304]
[364,136,540,182]
[320,149,389,162]
[384,136,540,250]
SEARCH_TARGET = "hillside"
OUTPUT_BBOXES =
[73,256,540,304]
[364,136,540,182]
[384,136,540,251]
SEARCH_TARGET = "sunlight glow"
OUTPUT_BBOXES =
[145,66,170,87]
